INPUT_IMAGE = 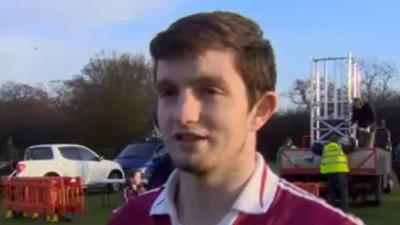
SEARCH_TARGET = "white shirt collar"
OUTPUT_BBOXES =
[232,153,279,214]
[150,153,279,219]
[149,169,180,223]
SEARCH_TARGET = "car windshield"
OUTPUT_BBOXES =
[117,144,157,159]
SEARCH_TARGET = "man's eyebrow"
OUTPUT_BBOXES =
[189,76,229,89]
[155,79,175,91]
[156,76,228,89]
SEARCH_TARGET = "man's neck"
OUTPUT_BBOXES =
[131,183,140,190]
[175,151,257,225]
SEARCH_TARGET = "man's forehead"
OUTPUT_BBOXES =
[156,50,235,74]
[155,50,239,88]
[156,74,228,87]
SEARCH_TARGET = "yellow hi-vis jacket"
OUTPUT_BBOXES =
[320,142,349,174]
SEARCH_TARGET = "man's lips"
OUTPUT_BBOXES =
[173,132,207,141]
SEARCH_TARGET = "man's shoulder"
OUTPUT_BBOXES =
[268,179,363,225]
[108,186,164,225]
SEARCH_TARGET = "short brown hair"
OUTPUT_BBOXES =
[150,11,276,107]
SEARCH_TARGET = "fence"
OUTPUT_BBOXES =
[2,176,84,222]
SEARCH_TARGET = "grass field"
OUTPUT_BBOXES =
[351,187,400,225]
[1,167,400,224]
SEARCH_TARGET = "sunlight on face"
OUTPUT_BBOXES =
[156,50,253,175]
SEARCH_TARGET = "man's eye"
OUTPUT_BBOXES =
[204,88,221,95]
[159,89,176,98]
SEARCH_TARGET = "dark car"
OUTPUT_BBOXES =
[393,143,400,183]
[114,142,164,175]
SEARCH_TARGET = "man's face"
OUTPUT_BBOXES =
[132,172,142,185]
[156,50,262,175]
[353,99,362,108]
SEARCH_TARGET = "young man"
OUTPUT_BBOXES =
[109,11,363,225]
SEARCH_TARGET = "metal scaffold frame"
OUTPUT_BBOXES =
[310,52,361,145]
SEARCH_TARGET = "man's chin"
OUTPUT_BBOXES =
[173,158,210,176]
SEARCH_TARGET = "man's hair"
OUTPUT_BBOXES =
[328,134,339,142]
[128,169,142,177]
[150,11,276,107]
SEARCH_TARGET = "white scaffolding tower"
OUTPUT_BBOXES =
[310,53,361,145]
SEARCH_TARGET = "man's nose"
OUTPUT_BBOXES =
[175,90,200,125]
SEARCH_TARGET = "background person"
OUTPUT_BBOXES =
[320,134,350,212]
[276,137,297,163]
[122,169,146,204]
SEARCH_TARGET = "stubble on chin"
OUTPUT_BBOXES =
[171,154,213,177]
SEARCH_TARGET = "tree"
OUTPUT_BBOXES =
[0,82,69,157]
[257,108,309,161]
[359,58,399,106]
[0,82,48,102]
[56,52,156,149]
[284,78,311,108]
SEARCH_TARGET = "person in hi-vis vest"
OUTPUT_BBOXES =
[320,134,350,212]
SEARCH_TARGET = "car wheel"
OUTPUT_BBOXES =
[44,172,60,177]
[108,171,122,192]
[371,175,382,206]
[384,175,394,194]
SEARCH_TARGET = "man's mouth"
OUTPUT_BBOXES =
[173,132,207,142]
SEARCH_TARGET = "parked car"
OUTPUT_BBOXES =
[114,142,165,178]
[15,144,125,190]
[146,152,174,189]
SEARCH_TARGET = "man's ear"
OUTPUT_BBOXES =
[249,91,278,132]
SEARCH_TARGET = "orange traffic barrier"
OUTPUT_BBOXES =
[2,176,84,222]
[293,182,320,197]
[57,177,84,214]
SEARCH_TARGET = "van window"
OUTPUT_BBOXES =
[59,147,81,160]
[26,147,53,160]
[78,147,99,161]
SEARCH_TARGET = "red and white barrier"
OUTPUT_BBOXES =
[2,176,84,222]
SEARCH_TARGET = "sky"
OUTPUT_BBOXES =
[1,0,399,107]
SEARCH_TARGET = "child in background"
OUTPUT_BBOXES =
[122,169,146,204]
